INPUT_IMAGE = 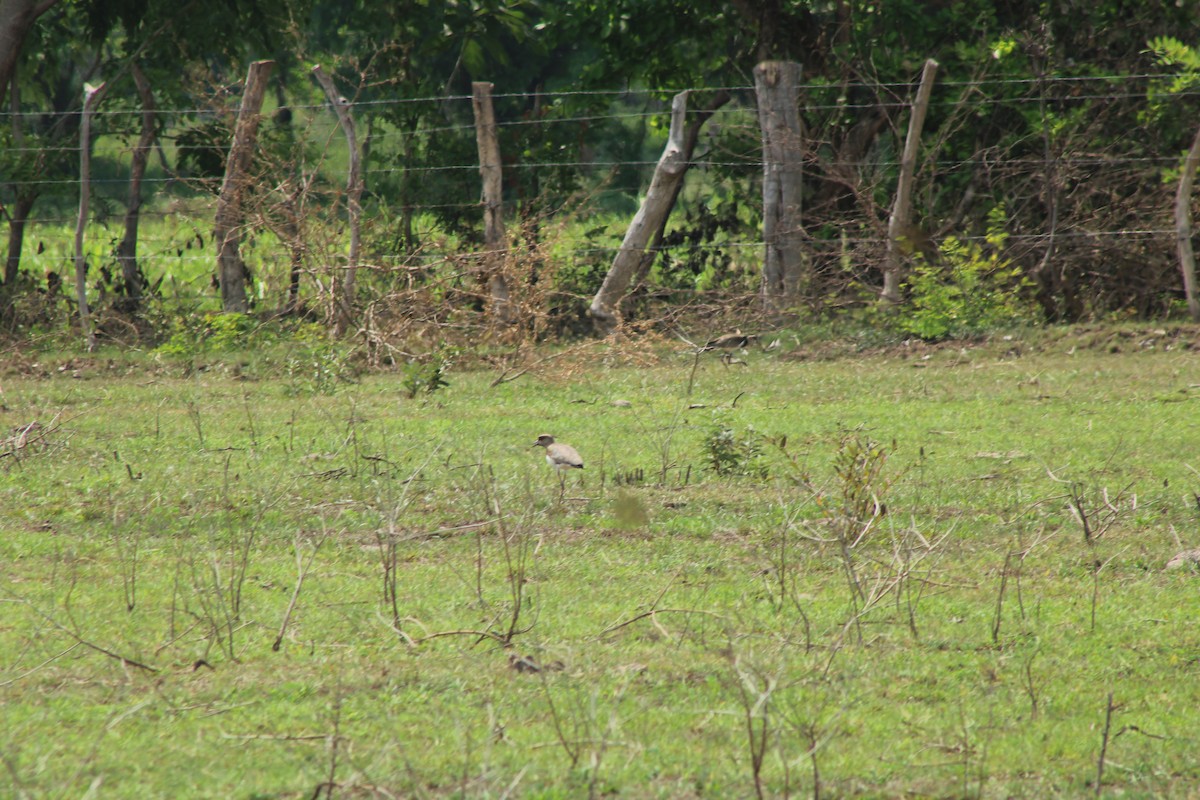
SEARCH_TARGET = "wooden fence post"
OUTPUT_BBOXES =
[471,81,514,323]
[1175,124,1200,322]
[592,91,695,333]
[214,59,274,314]
[312,65,362,335]
[881,58,939,304]
[74,80,106,352]
[755,61,805,309]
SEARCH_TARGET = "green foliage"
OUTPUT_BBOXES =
[829,431,894,532]
[702,419,767,478]
[154,312,258,357]
[1146,36,1200,93]
[657,191,760,292]
[1145,36,1200,183]
[895,206,1036,341]
[174,120,232,183]
[401,346,456,399]
[284,325,355,396]
[8,0,1200,335]
[151,316,354,394]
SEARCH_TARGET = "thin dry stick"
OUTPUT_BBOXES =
[489,340,599,386]
[538,665,581,768]
[732,657,773,800]
[597,607,730,638]
[5,590,158,673]
[0,642,82,687]
[378,441,446,642]
[1033,52,1061,307]
[309,685,344,800]
[273,528,329,651]
[495,502,538,645]
[1023,647,1040,720]
[991,551,1012,644]
[1095,691,1115,798]
[1089,553,1123,633]
[410,627,511,646]
[312,64,363,335]
[685,346,704,395]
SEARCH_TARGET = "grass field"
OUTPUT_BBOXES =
[2,328,1199,798]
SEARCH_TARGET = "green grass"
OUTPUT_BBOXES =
[2,335,1200,798]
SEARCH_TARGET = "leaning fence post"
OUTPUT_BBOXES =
[881,58,939,305]
[1175,124,1200,322]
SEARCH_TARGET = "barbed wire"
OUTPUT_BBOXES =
[1,150,1181,192]
[0,72,1195,122]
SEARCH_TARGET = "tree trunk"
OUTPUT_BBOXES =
[881,58,938,304]
[400,127,417,254]
[4,194,34,287]
[1176,123,1200,322]
[590,90,729,333]
[0,0,59,109]
[755,61,805,308]
[74,81,106,351]
[214,60,273,314]
[116,62,155,312]
[471,81,514,323]
[311,65,362,336]
[3,55,34,289]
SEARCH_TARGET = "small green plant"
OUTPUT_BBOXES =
[154,311,259,357]
[205,312,255,348]
[829,431,894,534]
[284,345,349,396]
[401,347,456,399]
[703,421,767,478]
[896,205,1036,341]
[283,323,353,396]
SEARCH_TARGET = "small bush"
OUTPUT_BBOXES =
[154,312,258,358]
[401,346,456,399]
[829,432,894,532]
[284,325,354,396]
[895,205,1036,341]
[703,421,767,478]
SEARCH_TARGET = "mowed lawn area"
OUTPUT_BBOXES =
[2,329,1199,798]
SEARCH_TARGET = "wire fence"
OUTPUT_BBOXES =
[3,72,1196,320]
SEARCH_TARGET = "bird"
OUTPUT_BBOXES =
[532,434,583,499]
[703,330,758,350]
[703,330,759,366]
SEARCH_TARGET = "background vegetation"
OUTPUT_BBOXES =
[2,0,1200,348]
